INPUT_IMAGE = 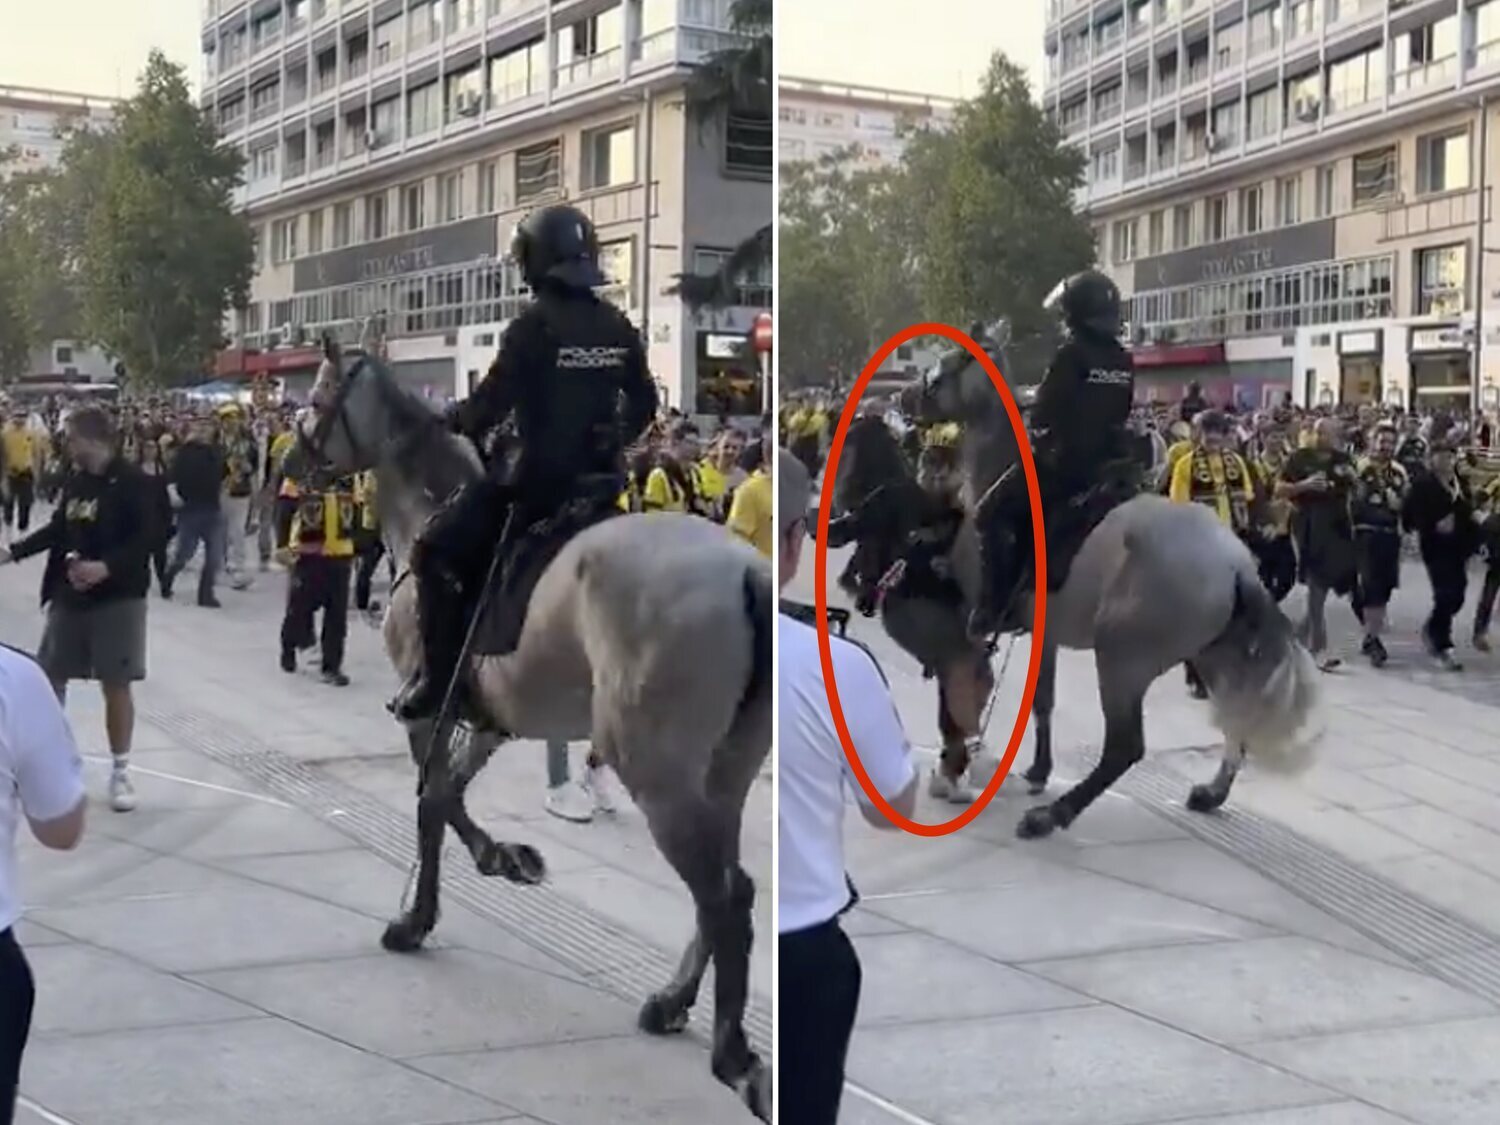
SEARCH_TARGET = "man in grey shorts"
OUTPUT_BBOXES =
[1,406,152,813]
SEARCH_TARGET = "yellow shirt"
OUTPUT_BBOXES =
[1170,446,1255,529]
[2,426,35,474]
[643,466,687,512]
[354,470,379,531]
[727,469,772,557]
[270,430,296,470]
[289,484,357,558]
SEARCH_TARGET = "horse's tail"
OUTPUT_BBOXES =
[737,561,774,719]
[1196,569,1322,775]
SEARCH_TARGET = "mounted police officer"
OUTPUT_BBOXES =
[968,270,1135,639]
[392,203,658,722]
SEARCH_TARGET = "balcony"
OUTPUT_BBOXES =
[1473,39,1500,71]
[1381,189,1488,241]
[556,47,622,90]
[1390,54,1459,98]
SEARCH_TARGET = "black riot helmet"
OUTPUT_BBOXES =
[510,204,606,292]
[1043,270,1123,340]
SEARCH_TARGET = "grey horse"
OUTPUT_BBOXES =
[843,347,1320,839]
[292,349,773,1119]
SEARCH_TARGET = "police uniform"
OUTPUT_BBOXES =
[395,204,658,721]
[970,271,1135,635]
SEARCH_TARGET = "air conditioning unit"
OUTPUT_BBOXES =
[277,322,293,347]
[1295,98,1321,122]
[1204,132,1224,153]
[365,128,382,150]
[455,92,482,117]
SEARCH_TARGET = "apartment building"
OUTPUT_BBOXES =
[201,0,771,417]
[778,76,957,170]
[1044,0,1500,415]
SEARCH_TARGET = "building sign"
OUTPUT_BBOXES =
[1338,330,1382,356]
[703,333,745,360]
[292,215,499,292]
[1132,219,1337,293]
[1409,325,1470,353]
[1129,342,1226,368]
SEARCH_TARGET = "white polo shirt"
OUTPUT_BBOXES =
[778,612,914,935]
[0,646,85,933]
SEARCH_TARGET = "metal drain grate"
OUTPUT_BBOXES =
[1114,755,1500,1003]
[145,705,772,1055]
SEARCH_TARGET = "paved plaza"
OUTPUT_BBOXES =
[789,546,1500,1125]
[2,553,769,1125]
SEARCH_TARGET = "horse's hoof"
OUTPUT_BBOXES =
[1024,770,1049,796]
[743,1061,772,1123]
[638,993,691,1036]
[478,842,547,884]
[381,916,429,953]
[1187,784,1226,813]
[1017,805,1056,839]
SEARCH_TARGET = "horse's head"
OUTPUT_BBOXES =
[913,318,1015,427]
[296,337,435,478]
[833,415,909,518]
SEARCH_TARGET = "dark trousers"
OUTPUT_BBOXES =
[779,919,862,1125]
[0,928,35,1125]
[166,506,225,600]
[354,535,390,611]
[151,536,171,591]
[1475,561,1500,639]
[281,554,352,671]
[2,473,34,532]
[1423,549,1468,653]
[1256,534,1297,603]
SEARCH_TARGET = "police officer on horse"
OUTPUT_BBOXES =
[393,203,658,722]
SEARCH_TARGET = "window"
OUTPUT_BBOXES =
[599,238,633,293]
[341,107,367,156]
[374,14,403,65]
[726,102,772,175]
[1353,145,1397,205]
[1248,3,1281,54]
[1417,129,1470,195]
[333,201,353,248]
[1326,44,1384,113]
[1276,174,1302,226]
[478,160,497,212]
[448,0,480,30]
[250,143,277,181]
[1288,0,1320,39]
[1392,14,1459,86]
[272,217,298,262]
[1147,210,1165,256]
[1417,244,1466,316]
[1239,185,1264,234]
[307,209,324,253]
[1112,218,1138,263]
[1284,70,1320,123]
[558,6,623,78]
[1246,87,1278,141]
[54,346,72,365]
[371,96,400,146]
[581,122,636,189]
[365,191,388,241]
[439,171,462,222]
[1207,194,1229,241]
[1211,100,1240,148]
[1315,162,1337,216]
[1173,202,1195,249]
[407,81,440,137]
[489,39,545,103]
[1480,0,1500,59]
[1092,144,1120,184]
[408,0,442,49]
[401,181,426,232]
[345,34,368,79]
[445,65,484,122]
[515,139,562,203]
[1214,20,1242,69]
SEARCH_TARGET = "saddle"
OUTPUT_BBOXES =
[1023,458,1140,595]
[471,475,623,657]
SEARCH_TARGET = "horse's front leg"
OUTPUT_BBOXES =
[1188,741,1245,813]
[382,768,449,952]
[442,727,547,884]
[1019,685,1144,840]
[1024,641,1058,795]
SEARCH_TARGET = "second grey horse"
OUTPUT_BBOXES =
[293,351,772,1120]
[871,346,1321,837]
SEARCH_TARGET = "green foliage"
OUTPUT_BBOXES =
[778,52,1098,386]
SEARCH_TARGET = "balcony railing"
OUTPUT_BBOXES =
[1382,189,1487,241]
[1125,84,1149,109]
[1094,98,1121,123]
[313,146,337,171]
[345,55,369,80]
[556,47,621,89]
[314,68,340,94]
[1474,40,1500,69]
[1390,54,1458,96]
[285,156,308,178]
[250,98,280,123]
[1184,59,1209,86]
[1125,156,1148,181]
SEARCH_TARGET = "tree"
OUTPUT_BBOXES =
[778,154,922,388]
[78,51,254,387]
[671,0,772,307]
[897,54,1096,379]
[0,232,34,382]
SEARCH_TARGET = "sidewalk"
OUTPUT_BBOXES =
[3,557,767,1125]
[790,549,1500,1125]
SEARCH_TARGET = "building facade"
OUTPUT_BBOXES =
[201,0,771,417]
[778,75,957,170]
[1044,0,1500,414]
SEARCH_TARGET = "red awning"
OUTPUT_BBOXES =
[1129,342,1226,368]
[214,347,325,378]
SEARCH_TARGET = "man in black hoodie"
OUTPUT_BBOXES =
[0,406,151,813]
[161,417,227,608]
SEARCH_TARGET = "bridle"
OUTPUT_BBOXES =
[297,353,440,476]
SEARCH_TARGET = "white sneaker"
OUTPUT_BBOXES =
[545,781,594,823]
[582,764,618,815]
[109,770,138,813]
[927,770,976,804]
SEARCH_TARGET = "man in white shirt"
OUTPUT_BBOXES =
[0,644,86,1123]
[776,450,917,1125]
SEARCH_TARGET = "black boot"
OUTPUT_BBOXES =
[968,526,1015,641]
[393,575,466,722]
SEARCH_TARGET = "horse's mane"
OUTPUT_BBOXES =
[364,357,482,501]
[845,415,914,492]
